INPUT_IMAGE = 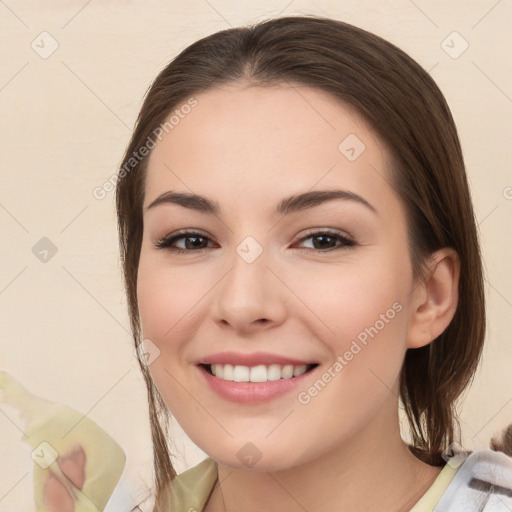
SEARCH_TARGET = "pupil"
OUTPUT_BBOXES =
[315,235,333,249]
[186,236,205,249]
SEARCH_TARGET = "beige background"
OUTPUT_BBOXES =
[1,0,511,510]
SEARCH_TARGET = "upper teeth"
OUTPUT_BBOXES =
[210,364,311,382]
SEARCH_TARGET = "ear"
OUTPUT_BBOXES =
[407,248,460,349]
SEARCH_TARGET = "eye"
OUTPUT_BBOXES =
[295,230,356,253]
[154,229,356,254]
[154,230,216,253]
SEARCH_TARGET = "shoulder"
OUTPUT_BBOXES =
[433,449,512,511]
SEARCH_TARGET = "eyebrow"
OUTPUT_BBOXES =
[145,189,378,217]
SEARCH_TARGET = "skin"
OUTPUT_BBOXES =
[38,83,459,512]
[43,446,86,512]
[135,83,460,512]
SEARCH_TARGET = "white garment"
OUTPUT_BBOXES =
[434,449,512,511]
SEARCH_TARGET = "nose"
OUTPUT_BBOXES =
[211,241,287,334]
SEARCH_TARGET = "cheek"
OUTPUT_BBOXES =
[135,253,218,408]
[295,256,408,341]
[137,256,201,342]
[136,258,204,410]
[292,271,408,447]
[293,257,410,396]
[137,269,172,344]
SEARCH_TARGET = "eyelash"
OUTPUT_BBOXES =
[154,229,357,254]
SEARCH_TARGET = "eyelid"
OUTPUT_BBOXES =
[294,228,356,252]
[295,227,353,242]
[154,229,215,250]
[154,227,356,254]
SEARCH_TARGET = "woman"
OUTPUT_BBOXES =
[43,14,512,512]
[118,14,512,512]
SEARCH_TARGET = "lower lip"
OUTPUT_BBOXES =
[197,365,317,403]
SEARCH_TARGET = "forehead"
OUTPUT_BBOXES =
[144,83,397,218]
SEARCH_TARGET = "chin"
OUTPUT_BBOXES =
[203,440,308,473]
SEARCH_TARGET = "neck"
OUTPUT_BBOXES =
[204,396,443,512]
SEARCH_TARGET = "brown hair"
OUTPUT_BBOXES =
[116,15,486,509]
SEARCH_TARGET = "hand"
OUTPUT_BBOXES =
[43,445,86,512]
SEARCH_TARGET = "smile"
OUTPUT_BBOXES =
[197,362,320,403]
[204,363,318,382]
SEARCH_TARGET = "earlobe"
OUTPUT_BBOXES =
[407,248,460,349]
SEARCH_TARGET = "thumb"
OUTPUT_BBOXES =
[58,445,86,489]
[43,445,87,512]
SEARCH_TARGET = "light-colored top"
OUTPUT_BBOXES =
[410,461,459,511]
[168,449,512,511]
[169,456,218,511]
[168,456,460,511]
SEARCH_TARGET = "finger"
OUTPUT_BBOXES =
[44,473,74,512]
[57,445,86,489]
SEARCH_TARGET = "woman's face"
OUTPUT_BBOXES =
[137,83,419,471]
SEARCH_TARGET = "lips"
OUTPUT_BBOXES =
[195,351,316,367]
[195,351,320,403]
